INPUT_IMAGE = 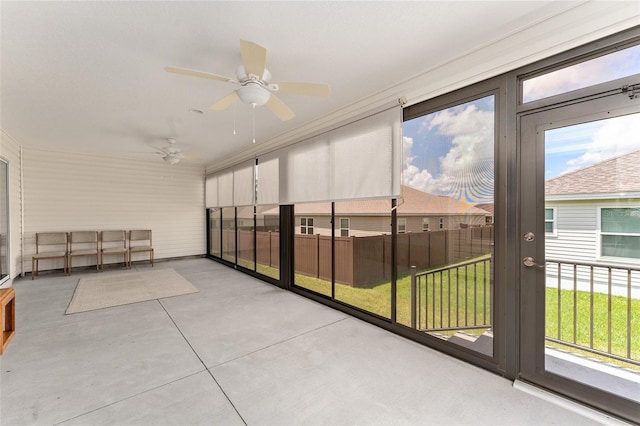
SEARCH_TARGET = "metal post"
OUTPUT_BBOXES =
[411,265,417,329]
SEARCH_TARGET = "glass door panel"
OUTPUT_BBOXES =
[520,91,640,419]
[0,160,8,284]
[401,95,495,357]
[294,203,332,296]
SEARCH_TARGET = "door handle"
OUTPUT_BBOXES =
[523,257,545,268]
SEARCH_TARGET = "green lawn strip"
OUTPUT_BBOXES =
[546,288,640,362]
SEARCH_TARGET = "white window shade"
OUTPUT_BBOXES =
[205,175,218,208]
[217,169,234,207]
[233,159,255,206]
[280,106,402,204]
[256,152,279,205]
[281,135,331,204]
[210,105,402,206]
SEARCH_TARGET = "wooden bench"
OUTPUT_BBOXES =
[0,288,15,354]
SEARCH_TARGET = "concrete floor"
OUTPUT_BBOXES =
[0,258,616,425]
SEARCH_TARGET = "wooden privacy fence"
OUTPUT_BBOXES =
[232,226,493,287]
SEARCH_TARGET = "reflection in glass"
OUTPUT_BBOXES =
[294,203,332,296]
[544,114,640,399]
[523,44,640,103]
[0,160,8,283]
[334,200,391,318]
[221,207,236,263]
[236,206,255,270]
[256,205,280,280]
[210,208,221,257]
[401,95,495,356]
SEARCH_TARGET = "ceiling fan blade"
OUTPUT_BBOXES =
[240,40,267,78]
[266,94,296,121]
[210,91,240,110]
[165,66,234,83]
[272,82,331,98]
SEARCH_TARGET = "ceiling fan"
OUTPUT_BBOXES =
[165,40,330,121]
[153,138,184,165]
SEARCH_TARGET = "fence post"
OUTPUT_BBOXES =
[411,265,417,329]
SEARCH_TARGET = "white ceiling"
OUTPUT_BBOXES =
[0,1,635,170]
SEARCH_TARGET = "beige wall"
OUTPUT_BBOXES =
[0,135,206,277]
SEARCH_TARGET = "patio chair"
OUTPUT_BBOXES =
[129,230,154,267]
[68,231,99,275]
[100,230,129,270]
[31,232,68,279]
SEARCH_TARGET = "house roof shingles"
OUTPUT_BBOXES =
[545,150,640,196]
[293,186,489,216]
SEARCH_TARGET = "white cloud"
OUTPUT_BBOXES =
[522,46,640,102]
[403,104,494,203]
[565,113,640,170]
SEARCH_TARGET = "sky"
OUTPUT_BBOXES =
[403,95,495,204]
[403,44,639,202]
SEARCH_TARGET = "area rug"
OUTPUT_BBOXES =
[65,268,198,314]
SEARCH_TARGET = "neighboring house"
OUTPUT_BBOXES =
[545,150,640,297]
[292,185,489,237]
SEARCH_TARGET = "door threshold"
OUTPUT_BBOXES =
[513,380,632,425]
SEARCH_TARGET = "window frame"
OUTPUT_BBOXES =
[397,218,406,234]
[544,207,557,237]
[598,206,640,262]
[422,218,429,232]
[300,217,314,235]
[339,217,350,237]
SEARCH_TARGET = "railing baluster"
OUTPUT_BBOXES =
[608,268,612,355]
[432,274,435,329]
[456,268,459,327]
[465,264,468,327]
[447,269,451,328]
[557,263,562,340]
[473,263,478,326]
[590,266,594,350]
[627,270,631,360]
[410,265,416,329]
[573,264,577,344]
[483,259,487,325]
[439,272,443,329]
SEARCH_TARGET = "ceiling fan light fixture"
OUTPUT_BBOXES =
[163,155,180,165]
[237,84,271,106]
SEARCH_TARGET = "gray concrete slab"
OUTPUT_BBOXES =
[1,258,613,425]
[211,317,601,426]
[1,300,204,425]
[59,371,244,426]
[161,282,347,367]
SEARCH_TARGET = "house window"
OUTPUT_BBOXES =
[439,218,444,229]
[301,217,314,235]
[339,218,350,237]
[545,208,556,235]
[600,207,640,260]
[398,218,406,234]
[422,218,429,232]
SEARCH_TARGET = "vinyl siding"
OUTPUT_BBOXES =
[22,148,205,272]
[546,203,598,262]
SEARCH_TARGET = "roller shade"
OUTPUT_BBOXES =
[205,160,255,208]
[279,105,402,204]
[256,151,279,205]
[205,175,218,208]
[213,104,402,207]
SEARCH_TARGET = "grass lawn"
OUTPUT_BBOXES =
[546,288,640,366]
